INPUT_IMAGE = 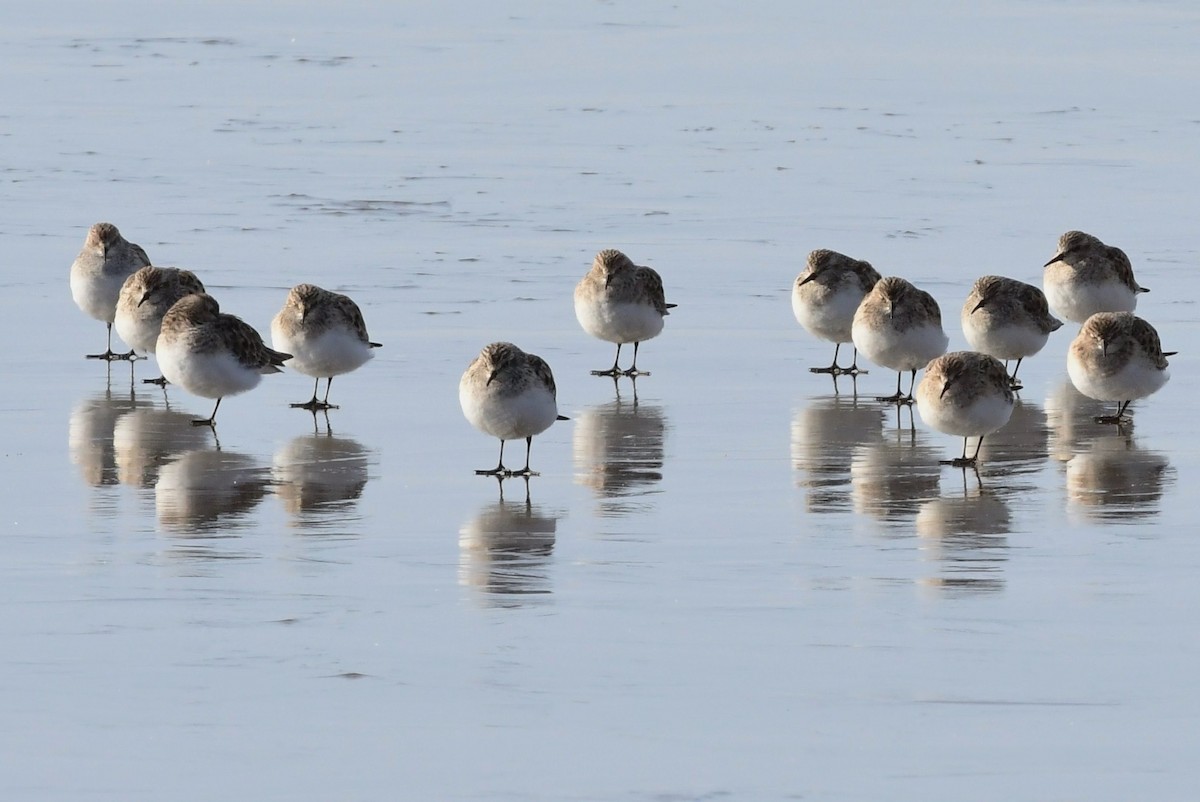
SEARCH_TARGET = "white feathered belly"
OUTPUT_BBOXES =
[70,271,125,323]
[793,285,861,344]
[114,312,161,354]
[1045,276,1136,324]
[157,339,263,399]
[917,389,1014,437]
[1068,352,1168,402]
[962,319,1049,361]
[459,381,558,441]
[575,297,664,344]
[852,321,948,372]
[272,325,372,378]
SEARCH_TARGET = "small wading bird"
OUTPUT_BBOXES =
[459,342,569,476]
[792,248,881,376]
[961,275,1062,390]
[1043,230,1147,324]
[1066,311,1171,425]
[574,248,675,377]
[851,276,948,404]
[916,351,1015,468]
[70,222,152,360]
[271,283,381,411]
[156,293,292,427]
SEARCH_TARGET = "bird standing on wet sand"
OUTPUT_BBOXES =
[114,266,206,385]
[156,293,292,427]
[1067,311,1170,425]
[961,275,1062,390]
[271,283,381,411]
[916,351,1015,468]
[459,342,568,476]
[574,248,675,377]
[1043,230,1147,324]
[792,248,881,376]
[70,222,152,360]
[851,276,949,404]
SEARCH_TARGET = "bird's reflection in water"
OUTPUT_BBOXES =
[155,446,271,558]
[458,476,557,607]
[1045,379,1174,522]
[68,382,149,488]
[915,481,1011,595]
[573,377,667,516]
[112,405,213,488]
[1066,432,1174,523]
[974,398,1051,480]
[273,414,371,530]
[1045,379,1122,460]
[792,393,886,512]
[850,427,943,525]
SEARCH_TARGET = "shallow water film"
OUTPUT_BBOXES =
[4,2,1200,800]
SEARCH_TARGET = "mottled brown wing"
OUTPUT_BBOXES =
[130,243,152,267]
[526,353,557,399]
[915,286,942,326]
[220,313,289,370]
[1130,316,1169,369]
[335,295,377,346]
[636,266,674,315]
[1016,281,1061,331]
[853,261,881,292]
[178,270,205,295]
[1107,245,1142,292]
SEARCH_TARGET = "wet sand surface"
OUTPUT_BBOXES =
[4,2,1199,799]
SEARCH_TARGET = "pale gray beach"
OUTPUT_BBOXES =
[3,2,1199,799]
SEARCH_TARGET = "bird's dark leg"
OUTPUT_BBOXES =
[476,439,508,476]
[87,322,137,361]
[591,344,623,377]
[876,370,913,404]
[1094,400,1133,425]
[845,346,868,377]
[192,397,222,427]
[622,342,649,377]
[507,436,540,477]
[1008,358,1024,391]
[942,435,983,468]
[292,377,335,411]
[810,343,843,375]
[323,377,338,408]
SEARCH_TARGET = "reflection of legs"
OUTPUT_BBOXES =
[830,370,860,398]
[591,344,623,377]
[309,408,333,436]
[192,398,223,427]
[1094,399,1132,425]
[476,439,508,476]
[495,473,532,505]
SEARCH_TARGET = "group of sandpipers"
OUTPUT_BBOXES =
[69,223,383,427]
[792,231,1171,468]
[69,223,1169,477]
